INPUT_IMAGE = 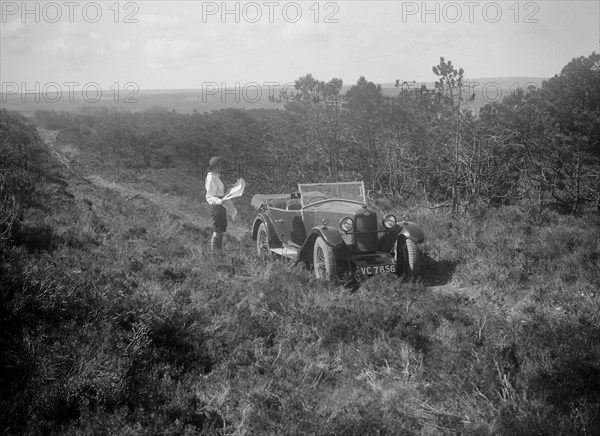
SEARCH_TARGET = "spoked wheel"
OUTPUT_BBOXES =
[256,223,272,260]
[313,236,336,280]
[394,235,421,279]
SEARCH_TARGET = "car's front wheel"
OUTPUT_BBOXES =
[313,236,336,280]
[395,236,421,279]
[256,223,272,260]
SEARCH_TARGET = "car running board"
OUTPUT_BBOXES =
[270,246,299,259]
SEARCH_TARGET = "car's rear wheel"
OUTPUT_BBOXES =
[395,236,421,279]
[313,236,336,280]
[256,223,272,260]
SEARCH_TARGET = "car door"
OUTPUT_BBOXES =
[271,208,302,245]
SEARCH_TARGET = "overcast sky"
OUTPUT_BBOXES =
[1,1,599,91]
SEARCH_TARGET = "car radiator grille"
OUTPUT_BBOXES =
[355,213,378,253]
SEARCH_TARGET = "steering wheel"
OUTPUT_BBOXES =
[305,196,329,205]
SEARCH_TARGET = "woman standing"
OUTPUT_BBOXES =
[205,156,227,251]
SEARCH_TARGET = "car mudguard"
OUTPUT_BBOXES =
[298,226,350,264]
[252,213,282,247]
[399,221,425,244]
[314,226,345,248]
[377,225,403,252]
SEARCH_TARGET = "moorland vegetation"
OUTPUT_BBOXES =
[1,54,599,434]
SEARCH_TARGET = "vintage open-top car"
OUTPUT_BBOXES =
[251,182,425,280]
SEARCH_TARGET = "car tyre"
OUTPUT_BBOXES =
[395,236,421,279]
[256,223,272,260]
[313,236,336,280]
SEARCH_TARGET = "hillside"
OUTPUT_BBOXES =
[1,108,599,434]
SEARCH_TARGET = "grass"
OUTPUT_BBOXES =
[2,137,599,434]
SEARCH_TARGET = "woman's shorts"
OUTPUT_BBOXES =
[209,204,227,233]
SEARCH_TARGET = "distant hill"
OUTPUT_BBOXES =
[1,77,547,116]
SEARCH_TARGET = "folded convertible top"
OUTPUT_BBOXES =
[251,193,295,210]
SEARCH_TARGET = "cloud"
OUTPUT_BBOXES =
[36,22,136,65]
[280,21,331,44]
[1,19,27,38]
[59,21,84,36]
[38,22,94,56]
[143,39,206,69]
[0,20,36,53]
[137,14,181,29]
[41,37,71,55]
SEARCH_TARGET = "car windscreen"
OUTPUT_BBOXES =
[298,182,366,206]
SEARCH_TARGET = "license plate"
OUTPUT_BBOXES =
[360,264,396,275]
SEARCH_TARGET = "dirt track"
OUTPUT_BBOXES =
[39,128,249,242]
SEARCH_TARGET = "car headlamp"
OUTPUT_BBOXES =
[383,214,397,229]
[339,217,354,232]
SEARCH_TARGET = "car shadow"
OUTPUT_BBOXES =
[421,254,458,287]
